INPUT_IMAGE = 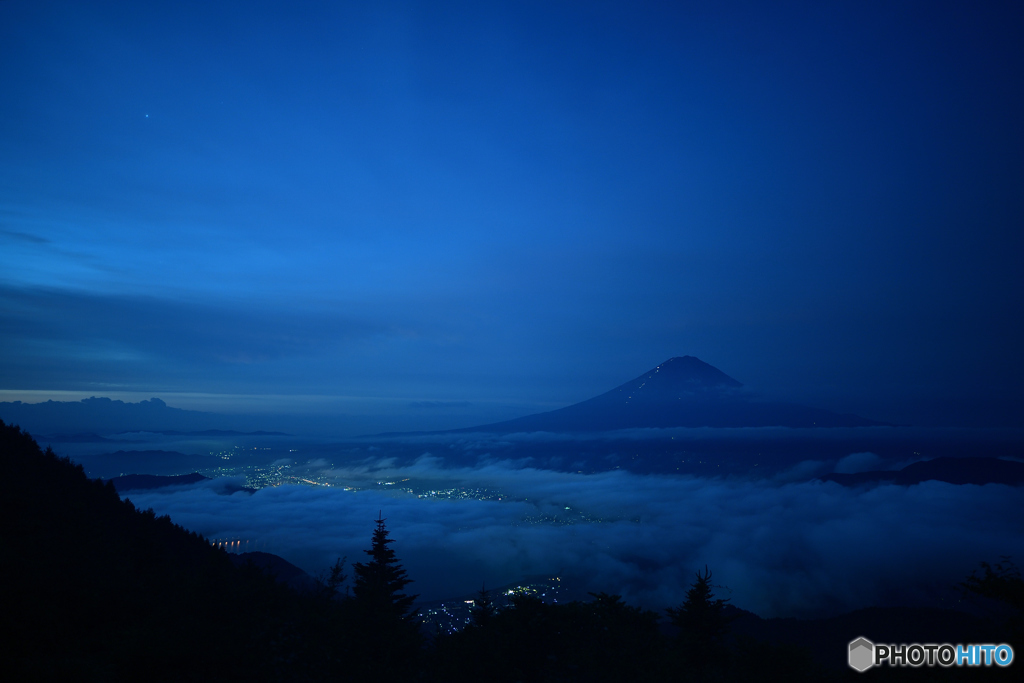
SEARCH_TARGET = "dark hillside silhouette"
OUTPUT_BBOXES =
[0,419,357,681]
[229,551,319,593]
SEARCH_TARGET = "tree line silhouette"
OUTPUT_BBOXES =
[1,419,1017,681]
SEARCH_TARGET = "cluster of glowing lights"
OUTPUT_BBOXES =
[210,537,261,553]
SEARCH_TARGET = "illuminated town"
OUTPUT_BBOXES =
[416,576,567,635]
[193,446,611,525]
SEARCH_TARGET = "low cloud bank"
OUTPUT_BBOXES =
[125,460,1024,619]
[835,451,885,473]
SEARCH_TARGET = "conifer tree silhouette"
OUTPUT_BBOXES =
[470,583,496,627]
[352,512,418,623]
[666,566,733,670]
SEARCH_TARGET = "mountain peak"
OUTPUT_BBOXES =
[656,356,743,387]
[446,355,884,433]
[605,357,743,400]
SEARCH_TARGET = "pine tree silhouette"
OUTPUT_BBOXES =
[470,583,496,627]
[666,566,733,670]
[352,512,418,621]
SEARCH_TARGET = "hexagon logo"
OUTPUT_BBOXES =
[849,637,874,672]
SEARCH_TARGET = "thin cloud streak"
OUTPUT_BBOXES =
[0,228,49,244]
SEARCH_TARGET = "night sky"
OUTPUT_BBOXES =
[2,1,1022,431]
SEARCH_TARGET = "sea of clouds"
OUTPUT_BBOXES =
[124,455,1024,619]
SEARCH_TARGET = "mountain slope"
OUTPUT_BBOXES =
[454,356,884,433]
[0,419,358,681]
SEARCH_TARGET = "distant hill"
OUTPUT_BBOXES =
[230,551,318,593]
[73,449,221,479]
[449,357,886,433]
[821,456,1024,487]
[105,471,261,495]
[106,472,210,491]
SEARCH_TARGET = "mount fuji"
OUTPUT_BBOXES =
[452,356,886,433]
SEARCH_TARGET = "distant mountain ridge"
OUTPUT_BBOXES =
[0,397,296,437]
[0,396,221,434]
[451,356,886,433]
[120,429,290,436]
[821,457,1024,487]
[75,449,220,479]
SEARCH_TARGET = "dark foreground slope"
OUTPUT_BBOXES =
[452,356,885,434]
[0,420,368,682]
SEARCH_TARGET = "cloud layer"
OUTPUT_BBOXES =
[124,458,1024,619]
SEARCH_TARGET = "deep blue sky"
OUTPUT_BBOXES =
[2,0,1022,429]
